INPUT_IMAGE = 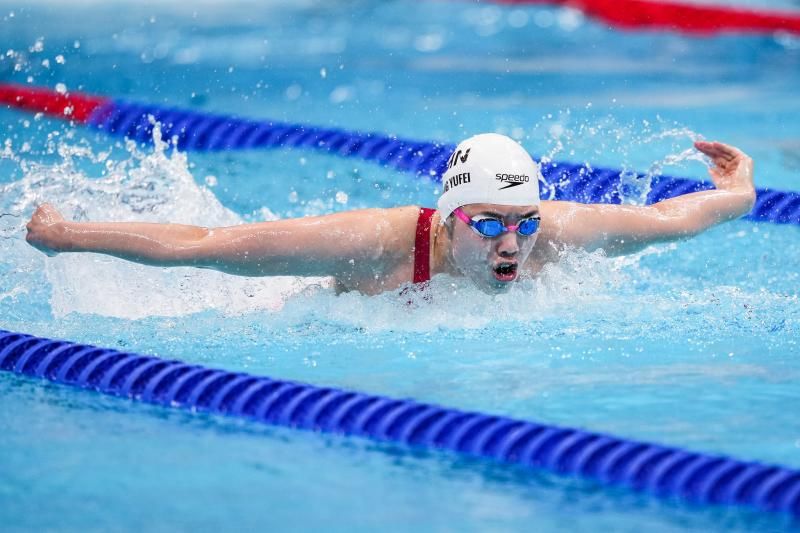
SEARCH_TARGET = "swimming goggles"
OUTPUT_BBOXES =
[453,207,540,238]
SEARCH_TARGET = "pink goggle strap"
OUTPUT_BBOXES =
[453,208,518,232]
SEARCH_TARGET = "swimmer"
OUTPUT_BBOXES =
[25,134,755,295]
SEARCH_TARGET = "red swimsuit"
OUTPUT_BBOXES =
[413,208,436,284]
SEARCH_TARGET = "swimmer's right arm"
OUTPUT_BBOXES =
[537,141,756,256]
[26,204,415,279]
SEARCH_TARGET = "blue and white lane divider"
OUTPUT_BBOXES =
[1,83,798,226]
[87,100,800,225]
[2,328,799,518]
[89,100,800,226]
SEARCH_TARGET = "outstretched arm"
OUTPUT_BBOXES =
[540,141,756,256]
[25,205,414,279]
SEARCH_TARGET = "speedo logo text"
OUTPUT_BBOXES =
[495,173,529,190]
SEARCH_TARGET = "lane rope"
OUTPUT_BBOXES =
[1,328,799,518]
[2,83,799,226]
[493,0,800,36]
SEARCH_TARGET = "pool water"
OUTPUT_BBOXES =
[1,1,800,531]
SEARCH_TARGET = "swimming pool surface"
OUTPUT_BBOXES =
[2,1,800,530]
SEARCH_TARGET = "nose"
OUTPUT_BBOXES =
[496,231,519,258]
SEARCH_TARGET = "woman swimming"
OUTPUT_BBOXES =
[25,134,755,295]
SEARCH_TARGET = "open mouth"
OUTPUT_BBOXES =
[492,262,518,282]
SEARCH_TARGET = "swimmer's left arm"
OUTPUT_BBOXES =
[541,141,755,256]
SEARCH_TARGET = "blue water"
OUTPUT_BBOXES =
[2,1,800,531]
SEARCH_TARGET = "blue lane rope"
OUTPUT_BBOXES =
[86,100,800,226]
[2,328,799,518]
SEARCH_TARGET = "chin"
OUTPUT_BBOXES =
[476,277,516,294]
[492,281,515,293]
[455,262,519,294]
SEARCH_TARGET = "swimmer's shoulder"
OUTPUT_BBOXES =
[380,205,428,257]
[325,205,423,258]
[332,206,424,291]
[310,206,419,228]
[536,199,600,253]
[537,200,561,243]
[538,199,589,232]
[339,205,420,228]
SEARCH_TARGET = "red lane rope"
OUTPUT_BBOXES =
[0,84,109,123]
[495,0,800,35]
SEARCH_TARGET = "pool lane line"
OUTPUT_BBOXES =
[1,328,799,518]
[2,83,800,226]
[492,0,800,36]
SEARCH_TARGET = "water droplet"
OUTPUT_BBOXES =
[30,38,44,53]
[508,9,529,28]
[285,84,302,101]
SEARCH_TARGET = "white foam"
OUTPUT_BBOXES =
[2,122,638,325]
[2,126,328,320]
[272,245,634,333]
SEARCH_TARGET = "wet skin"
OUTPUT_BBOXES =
[431,204,540,294]
[25,141,755,295]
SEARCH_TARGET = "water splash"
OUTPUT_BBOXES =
[533,113,706,205]
[272,245,636,333]
[1,120,796,343]
[1,123,327,320]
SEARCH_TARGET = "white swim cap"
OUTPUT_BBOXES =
[437,133,541,222]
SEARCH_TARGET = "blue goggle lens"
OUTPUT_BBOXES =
[518,217,540,235]
[473,219,505,237]
[472,217,540,237]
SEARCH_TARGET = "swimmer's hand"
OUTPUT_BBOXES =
[538,140,757,258]
[26,203,67,256]
[694,141,755,200]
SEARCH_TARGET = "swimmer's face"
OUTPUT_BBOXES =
[447,203,539,294]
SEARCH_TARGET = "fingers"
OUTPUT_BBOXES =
[32,203,63,225]
[697,141,755,193]
[695,140,745,162]
[694,141,750,177]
